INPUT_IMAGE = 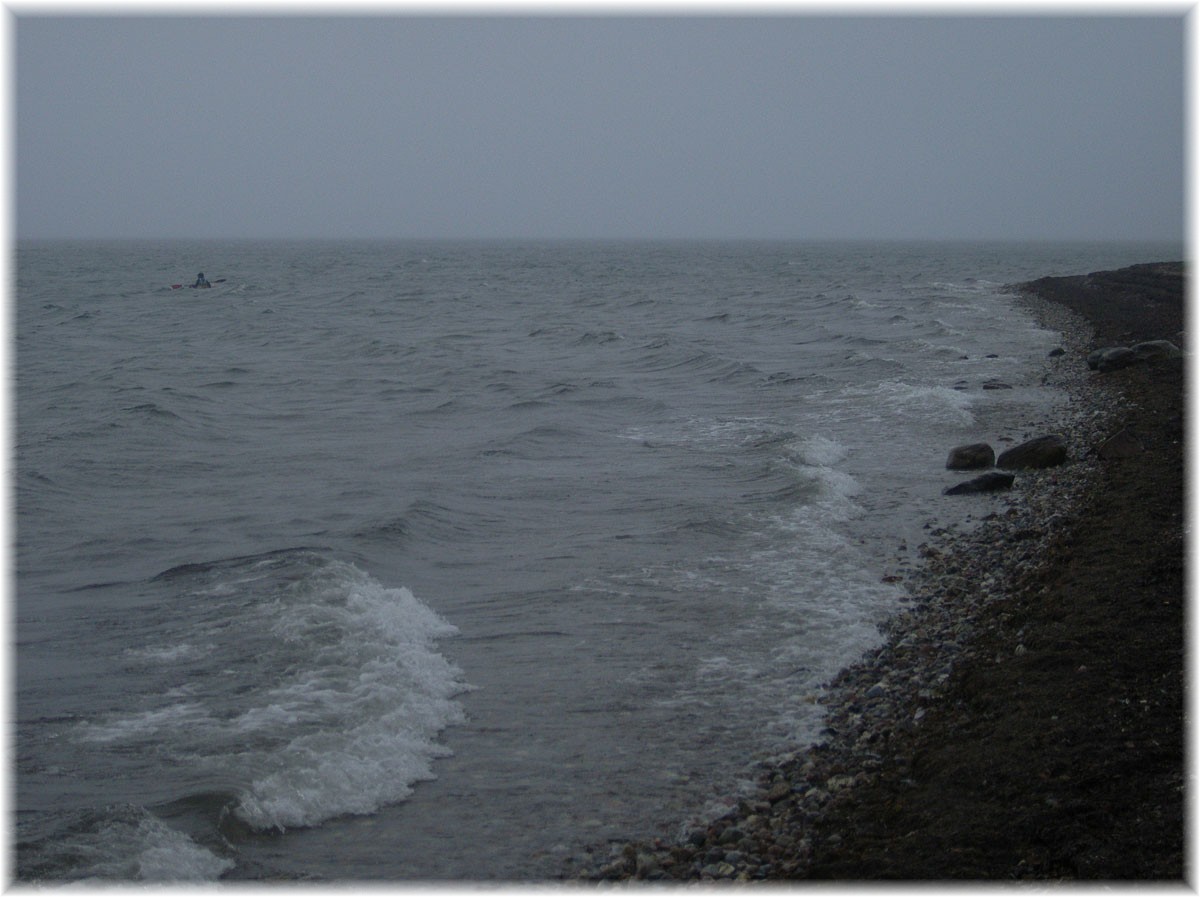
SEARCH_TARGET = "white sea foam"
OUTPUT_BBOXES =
[74,559,469,835]
[28,808,232,883]
[784,434,861,518]
[78,702,215,743]
[844,380,977,428]
[789,433,847,468]
[124,642,213,663]
[132,817,234,881]
[654,427,900,759]
[225,562,469,831]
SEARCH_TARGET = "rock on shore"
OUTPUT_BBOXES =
[945,442,995,470]
[996,434,1068,470]
[942,471,1014,495]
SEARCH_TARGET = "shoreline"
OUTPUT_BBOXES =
[575,262,1185,881]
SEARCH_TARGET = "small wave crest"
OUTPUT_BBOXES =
[845,380,977,428]
[357,498,507,547]
[629,340,763,384]
[76,550,470,836]
[121,402,183,421]
[78,702,214,744]
[787,433,847,468]
[782,434,861,520]
[231,561,468,830]
[17,804,233,882]
[573,329,623,345]
[123,642,213,664]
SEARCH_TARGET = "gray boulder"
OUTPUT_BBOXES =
[946,442,995,470]
[1130,340,1183,362]
[1095,347,1139,373]
[944,471,1015,495]
[997,435,1068,470]
[1086,341,1183,373]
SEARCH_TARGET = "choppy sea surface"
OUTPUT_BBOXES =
[14,239,1179,881]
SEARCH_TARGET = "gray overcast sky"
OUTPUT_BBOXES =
[14,14,1185,241]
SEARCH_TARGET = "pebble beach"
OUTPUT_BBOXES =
[576,262,1186,881]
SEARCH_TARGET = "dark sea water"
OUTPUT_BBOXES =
[14,239,1179,881]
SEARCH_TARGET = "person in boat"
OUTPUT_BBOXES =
[193,272,211,288]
